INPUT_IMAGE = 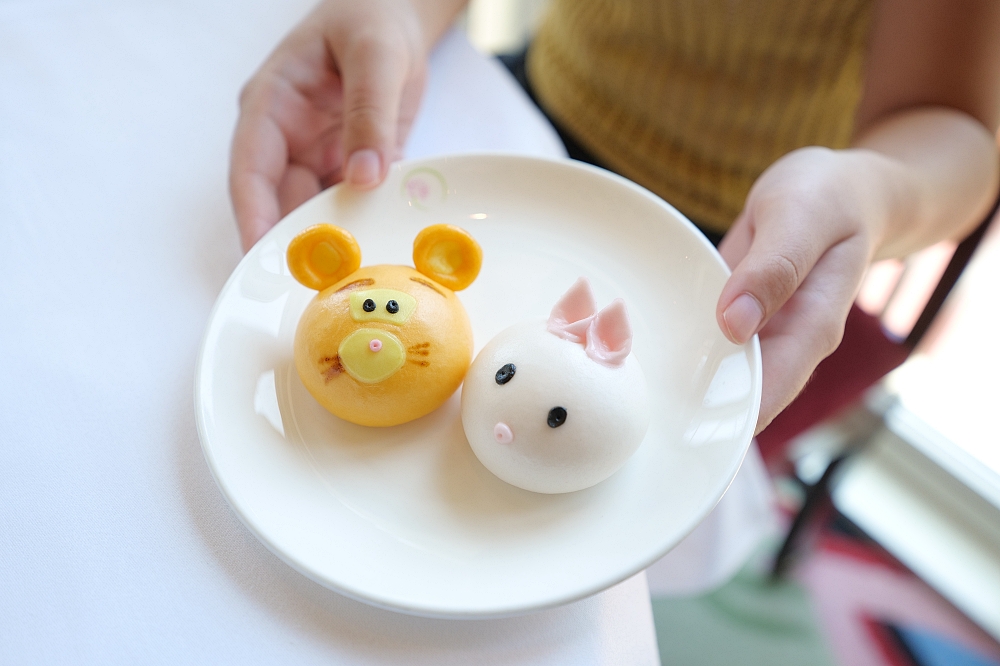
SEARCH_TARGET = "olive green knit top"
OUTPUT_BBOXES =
[527,0,874,234]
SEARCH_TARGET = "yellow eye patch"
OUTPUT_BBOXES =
[349,289,417,324]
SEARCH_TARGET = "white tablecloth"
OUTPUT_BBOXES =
[0,2,774,663]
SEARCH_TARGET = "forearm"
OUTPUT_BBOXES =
[849,106,999,261]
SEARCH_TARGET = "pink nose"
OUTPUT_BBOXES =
[493,422,514,444]
[369,339,382,352]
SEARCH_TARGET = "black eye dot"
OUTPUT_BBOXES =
[386,300,399,314]
[362,298,376,312]
[547,407,567,428]
[495,363,516,385]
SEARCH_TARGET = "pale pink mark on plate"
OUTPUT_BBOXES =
[369,339,382,352]
[406,178,430,202]
[400,167,447,211]
[494,422,514,444]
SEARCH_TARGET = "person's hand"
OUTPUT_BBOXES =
[716,147,891,433]
[230,0,461,252]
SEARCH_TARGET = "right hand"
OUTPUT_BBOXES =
[230,0,456,252]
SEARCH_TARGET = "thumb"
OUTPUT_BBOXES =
[717,210,840,344]
[336,34,412,189]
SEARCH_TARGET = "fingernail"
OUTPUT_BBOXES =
[723,293,764,343]
[345,149,381,189]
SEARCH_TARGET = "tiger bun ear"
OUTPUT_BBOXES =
[412,224,482,292]
[286,224,362,291]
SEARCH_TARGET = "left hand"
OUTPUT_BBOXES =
[229,0,464,252]
[716,146,889,433]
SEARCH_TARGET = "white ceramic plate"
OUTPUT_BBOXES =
[195,154,761,618]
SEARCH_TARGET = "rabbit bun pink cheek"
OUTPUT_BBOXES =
[460,278,650,494]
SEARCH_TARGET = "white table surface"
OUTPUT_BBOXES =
[0,1,774,662]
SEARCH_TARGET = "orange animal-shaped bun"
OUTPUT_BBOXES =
[287,223,482,427]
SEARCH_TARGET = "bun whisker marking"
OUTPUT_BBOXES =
[407,342,431,356]
[321,355,344,382]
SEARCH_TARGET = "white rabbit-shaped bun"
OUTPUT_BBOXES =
[461,278,650,494]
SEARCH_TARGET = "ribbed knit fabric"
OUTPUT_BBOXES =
[527,0,873,234]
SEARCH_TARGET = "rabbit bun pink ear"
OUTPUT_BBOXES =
[547,277,598,343]
[586,299,632,367]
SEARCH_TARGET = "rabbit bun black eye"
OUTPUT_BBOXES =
[495,363,516,385]
[547,407,567,428]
